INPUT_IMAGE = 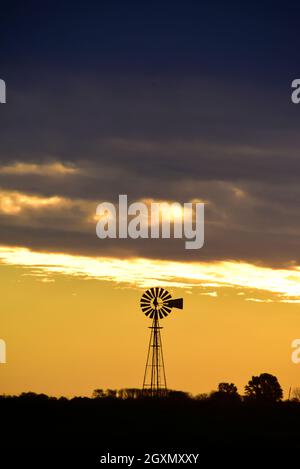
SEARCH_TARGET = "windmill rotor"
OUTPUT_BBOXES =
[140,287,183,319]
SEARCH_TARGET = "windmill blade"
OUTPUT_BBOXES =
[141,300,151,307]
[140,297,151,304]
[142,291,153,301]
[141,309,153,317]
[149,287,156,298]
[165,298,183,309]
[141,295,152,304]
[140,304,152,311]
[161,306,171,317]
[161,290,171,300]
[158,287,168,298]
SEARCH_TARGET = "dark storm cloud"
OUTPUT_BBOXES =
[0,75,299,192]
[1,2,300,266]
[0,75,300,266]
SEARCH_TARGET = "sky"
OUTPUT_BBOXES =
[1,1,300,397]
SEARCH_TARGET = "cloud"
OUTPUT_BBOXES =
[199,291,218,297]
[1,184,300,268]
[0,161,79,176]
[0,76,300,268]
[0,190,65,215]
[245,298,274,303]
[1,246,300,300]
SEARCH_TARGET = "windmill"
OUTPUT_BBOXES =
[140,287,183,396]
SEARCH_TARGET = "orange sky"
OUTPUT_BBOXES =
[1,252,300,398]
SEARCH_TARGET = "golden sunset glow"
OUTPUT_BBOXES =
[0,245,300,300]
[1,255,299,398]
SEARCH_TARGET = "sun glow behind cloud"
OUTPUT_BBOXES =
[0,161,79,176]
[0,191,65,214]
[0,246,300,300]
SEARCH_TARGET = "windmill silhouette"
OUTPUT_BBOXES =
[140,287,183,396]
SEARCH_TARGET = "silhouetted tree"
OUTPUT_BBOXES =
[92,389,105,398]
[194,393,209,401]
[166,390,191,400]
[210,382,240,402]
[19,392,50,401]
[93,389,117,398]
[218,382,238,395]
[244,373,283,402]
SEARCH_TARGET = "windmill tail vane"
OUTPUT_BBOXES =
[140,287,184,396]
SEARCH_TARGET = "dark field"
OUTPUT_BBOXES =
[1,391,300,466]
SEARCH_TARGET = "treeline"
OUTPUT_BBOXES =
[92,372,284,401]
[2,372,300,451]
[2,373,300,403]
